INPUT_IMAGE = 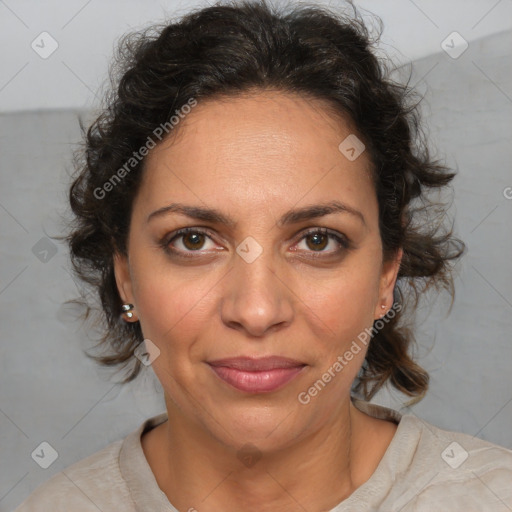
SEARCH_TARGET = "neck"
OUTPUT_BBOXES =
[142,396,390,512]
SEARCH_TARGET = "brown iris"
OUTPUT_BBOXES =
[305,232,328,251]
[182,232,206,250]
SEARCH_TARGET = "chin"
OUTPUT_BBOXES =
[209,401,307,450]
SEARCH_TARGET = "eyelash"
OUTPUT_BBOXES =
[160,227,351,259]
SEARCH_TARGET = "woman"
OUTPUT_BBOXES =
[15,0,512,510]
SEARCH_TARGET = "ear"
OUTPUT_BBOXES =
[113,251,135,304]
[374,247,403,319]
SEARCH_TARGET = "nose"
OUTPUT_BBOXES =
[220,244,294,338]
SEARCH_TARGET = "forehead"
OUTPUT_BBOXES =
[136,90,374,217]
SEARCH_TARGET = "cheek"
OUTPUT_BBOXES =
[299,258,381,344]
[129,256,215,352]
[131,269,210,400]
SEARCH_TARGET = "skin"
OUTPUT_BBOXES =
[114,90,403,511]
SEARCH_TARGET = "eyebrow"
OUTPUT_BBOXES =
[146,200,366,227]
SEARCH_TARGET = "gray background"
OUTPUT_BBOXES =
[1,1,511,510]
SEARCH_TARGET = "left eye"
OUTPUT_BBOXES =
[293,229,349,254]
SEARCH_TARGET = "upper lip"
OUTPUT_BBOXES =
[207,356,305,371]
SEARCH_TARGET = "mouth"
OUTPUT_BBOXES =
[207,356,306,393]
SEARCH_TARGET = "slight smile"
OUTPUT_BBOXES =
[207,356,307,393]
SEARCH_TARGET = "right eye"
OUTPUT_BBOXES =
[161,227,220,258]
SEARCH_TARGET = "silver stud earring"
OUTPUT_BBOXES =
[121,303,137,321]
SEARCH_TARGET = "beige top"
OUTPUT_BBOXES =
[14,398,512,511]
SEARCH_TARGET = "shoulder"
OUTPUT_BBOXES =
[13,438,134,512]
[392,414,512,511]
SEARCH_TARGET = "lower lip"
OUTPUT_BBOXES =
[208,365,305,393]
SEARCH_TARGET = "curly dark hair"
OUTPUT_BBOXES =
[61,0,465,403]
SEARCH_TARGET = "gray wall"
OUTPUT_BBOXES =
[1,29,511,510]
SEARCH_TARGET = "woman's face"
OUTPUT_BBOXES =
[114,90,401,450]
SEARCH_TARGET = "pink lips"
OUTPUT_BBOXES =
[207,356,306,393]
